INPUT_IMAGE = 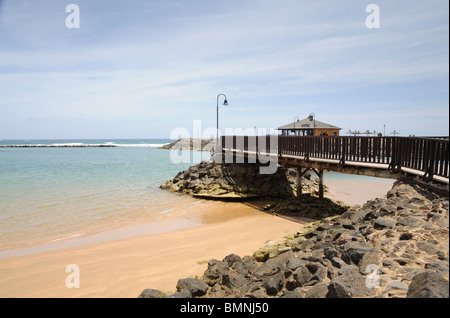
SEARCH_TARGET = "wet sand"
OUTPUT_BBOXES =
[0,177,394,298]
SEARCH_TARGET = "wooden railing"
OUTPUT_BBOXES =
[220,136,449,181]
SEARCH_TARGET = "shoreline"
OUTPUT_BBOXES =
[0,176,396,298]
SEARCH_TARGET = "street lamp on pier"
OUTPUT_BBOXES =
[216,94,228,152]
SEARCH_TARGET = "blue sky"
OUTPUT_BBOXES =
[0,0,448,139]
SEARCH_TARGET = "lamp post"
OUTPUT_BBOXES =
[293,116,299,136]
[216,94,228,152]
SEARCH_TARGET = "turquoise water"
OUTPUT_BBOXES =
[0,140,212,251]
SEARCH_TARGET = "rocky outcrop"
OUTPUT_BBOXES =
[158,138,215,152]
[262,196,349,220]
[160,161,326,199]
[142,178,449,298]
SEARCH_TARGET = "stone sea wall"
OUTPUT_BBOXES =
[158,138,215,152]
[143,179,449,298]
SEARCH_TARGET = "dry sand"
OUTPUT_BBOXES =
[0,177,394,298]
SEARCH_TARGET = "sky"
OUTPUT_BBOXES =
[0,0,448,139]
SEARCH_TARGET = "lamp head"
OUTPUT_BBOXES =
[223,99,228,106]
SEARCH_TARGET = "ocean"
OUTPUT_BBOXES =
[0,139,213,254]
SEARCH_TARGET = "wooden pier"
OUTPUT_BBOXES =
[219,136,449,197]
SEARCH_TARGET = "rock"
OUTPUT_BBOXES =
[286,258,306,271]
[253,246,279,262]
[330,257,347,269]
[223,254,242,267]
[233,259,258,278]
[305,282,330,298]
[280,287,304,298]
[425,261,449,274]
[242,282,267,298]
[374,217,396,230]
[176,278,209,297]
[416,241,440,255]
[222,271,246,290]
[253,263,280,279]
[306,263,327,284]
[138,288,166,298]
[202,259,229,286]
[341,244,377,266]
[262,271,285,296]
[399,232,414,240]
[383,281,408,295]
[396,216,423,229]
[165,290,193,298]
[324,248,339,261]
[292,265,312,287]
[358,252,381,275]
[406,271,449,298]
[327,269,376,298]
[394,258,410,266]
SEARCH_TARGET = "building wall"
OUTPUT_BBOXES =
[279,129,341,136]
[314,129,340,136]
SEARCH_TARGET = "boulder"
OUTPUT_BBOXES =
[406,271,449,298]
[138,288,166,298]
[202,259,229,286]
[262,271,285,296]
[341,244,377,266]
[327,268,376,298]
[223,254,242,267]
[176,278,209,297]
[291,265,312,287]
[222,271,246,290]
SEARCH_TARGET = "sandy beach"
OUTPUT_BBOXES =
[0,177,394,298]
[0,204,301,298]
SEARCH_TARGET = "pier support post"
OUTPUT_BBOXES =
[296,167,302,198]
[318,169,324,199]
